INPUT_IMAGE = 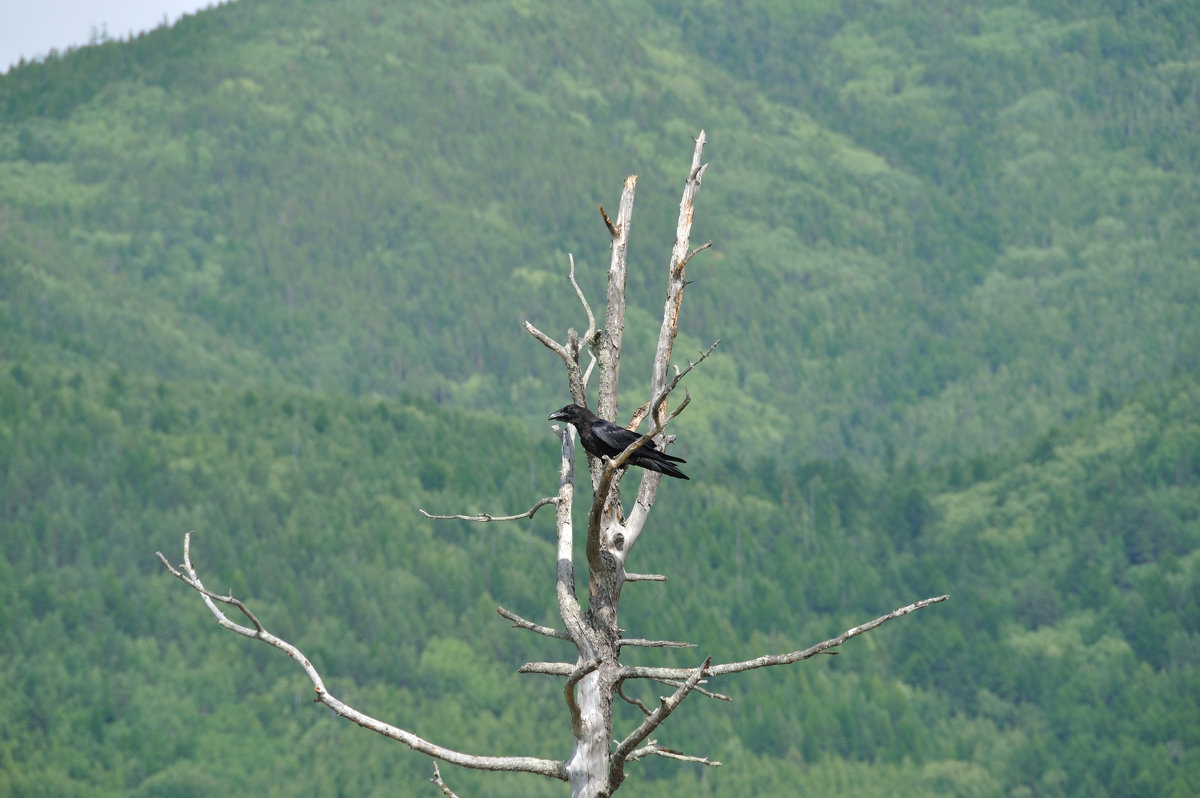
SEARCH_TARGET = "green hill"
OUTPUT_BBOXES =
[2,352,1197,797]
[2,0,1199,795]
[4,0,1197,465]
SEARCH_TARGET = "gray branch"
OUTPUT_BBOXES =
[620,595,951,681]
[618,638,696,649]
[419,497,557,523]
[157,533,567,782]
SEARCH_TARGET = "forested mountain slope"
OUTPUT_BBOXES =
[2,0,1199,796]
[1,357,1197,797]
[2,0,1197,466]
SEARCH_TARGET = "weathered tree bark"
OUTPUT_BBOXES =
[159,132,948,798]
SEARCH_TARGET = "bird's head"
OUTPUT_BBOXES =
[548,404,586,423]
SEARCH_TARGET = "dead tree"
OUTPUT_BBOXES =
[158,131,948,797]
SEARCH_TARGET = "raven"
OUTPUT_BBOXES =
[548,404,689,480]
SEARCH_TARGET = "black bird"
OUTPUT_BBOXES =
[548,404,689,480]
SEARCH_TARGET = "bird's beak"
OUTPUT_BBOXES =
[548,409,566,421]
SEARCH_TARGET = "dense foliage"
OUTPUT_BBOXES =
[2,0,1198,796]
[2,359,1197,797]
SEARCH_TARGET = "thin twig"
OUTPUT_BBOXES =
[624,341,718,432]
[624,573,667,582]
[617,681,652,716]
[157,534,266,635]
[585,391,692,552]
[626,740,721,767]
[600,204,620,238]
[647,678,731,702]
[648,340,718,421]
[681,240,712,268]
[419,497,557,523]
[429,763,460,798]
[585,394,691,559]
[568,253,597,339]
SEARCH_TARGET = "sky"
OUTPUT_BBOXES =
[1,1,231,73]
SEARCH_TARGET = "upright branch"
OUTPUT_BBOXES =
[625,131,710,549]
[651,131,709,414]
[597,176,637,424]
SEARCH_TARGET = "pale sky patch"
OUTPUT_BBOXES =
[1,1,234,73]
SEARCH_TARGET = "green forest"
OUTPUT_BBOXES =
[1,0,1198,795]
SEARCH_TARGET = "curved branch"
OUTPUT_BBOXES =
[680,240,712,269]
[565,658,602,738]
[157,533,567,782]
[616,681,652,716]
[419,497,557,523]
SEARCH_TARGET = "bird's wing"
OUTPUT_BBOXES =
[590,419,644,454]
[591,419,688,461]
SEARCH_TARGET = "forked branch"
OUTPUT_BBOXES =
[610,656,712,789]
[628,340,719,430]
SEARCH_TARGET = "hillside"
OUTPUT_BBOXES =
[2,355,1197,797]
[3,0,1197,466]
[2,0,1199,796]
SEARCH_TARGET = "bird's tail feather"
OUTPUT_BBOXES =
[644,459,689,480]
